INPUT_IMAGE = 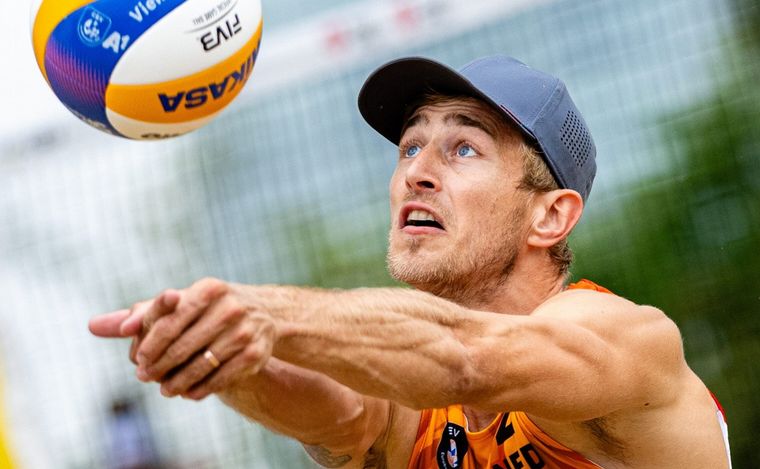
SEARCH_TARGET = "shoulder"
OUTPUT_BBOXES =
[537,283,682,344]
[534,286,687,403]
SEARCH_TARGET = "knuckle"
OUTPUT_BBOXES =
[194,277,216,288]
[132,301,150,321]
[191,366,206,383]
[232,326,253,348]
[164,345,182,363]
[241,345,263,363]
[151,324,174,344]
[195,277,228,301]
[221,304,245,325]
[153,316,182,340]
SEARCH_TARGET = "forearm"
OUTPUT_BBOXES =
[268,286,487,409]
[217,357,385,450]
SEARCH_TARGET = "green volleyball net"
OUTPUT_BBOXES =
[0,0,758,467]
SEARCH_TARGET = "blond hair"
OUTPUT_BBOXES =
[516,142,573,276]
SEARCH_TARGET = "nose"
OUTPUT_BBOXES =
[404,146,442,193]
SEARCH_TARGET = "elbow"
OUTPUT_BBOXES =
[400,341,482,410]
[447,340,517,409]
[300,397,373,452]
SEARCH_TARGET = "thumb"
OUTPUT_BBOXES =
[88,309,132,338]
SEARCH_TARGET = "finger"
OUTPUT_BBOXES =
[155,351,214,396]
[129,336,141,366]
[183,339,273,401]
[129,323,151,366]
[88,309,132,337]
[121,290,180,337]
[154,321,254,394]
[118,301,151,337]
[139,299,248,381]
[137,279,228,367]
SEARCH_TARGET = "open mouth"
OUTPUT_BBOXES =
[405,210,444,229]
[401,206,445,231]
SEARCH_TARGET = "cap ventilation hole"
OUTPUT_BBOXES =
[560,110,592,168]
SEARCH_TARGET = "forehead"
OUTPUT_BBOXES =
[401,96,518,144]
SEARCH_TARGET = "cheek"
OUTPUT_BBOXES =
[389,170,406,218]
[389,167,404,191]
[457,185,518,228]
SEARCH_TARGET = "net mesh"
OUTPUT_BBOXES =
[1,0,758,467]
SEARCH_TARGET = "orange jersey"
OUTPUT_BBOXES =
[406,279,731,469]
[407,280,608,469]
[407,405,602,469]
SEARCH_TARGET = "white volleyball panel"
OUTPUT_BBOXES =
[111,0,263,85]
[106,107,221,140]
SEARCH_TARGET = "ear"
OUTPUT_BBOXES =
[527,190,584,248]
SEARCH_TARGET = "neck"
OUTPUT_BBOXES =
[459,259,565,430]
[421,254,566,315]
[470,267,565,314]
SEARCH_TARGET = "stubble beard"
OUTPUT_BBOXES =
[386,204,527,307]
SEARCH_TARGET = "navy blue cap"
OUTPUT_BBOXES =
[357,55,597,202]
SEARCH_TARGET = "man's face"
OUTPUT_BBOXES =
[387,97,532,301]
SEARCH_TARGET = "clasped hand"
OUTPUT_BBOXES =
[89,278,276,400]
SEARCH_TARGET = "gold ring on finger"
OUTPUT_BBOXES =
[203,349,221,368]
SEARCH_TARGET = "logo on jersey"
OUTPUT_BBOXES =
[437,423,469,469]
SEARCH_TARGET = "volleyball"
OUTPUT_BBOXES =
[31,0,263,140]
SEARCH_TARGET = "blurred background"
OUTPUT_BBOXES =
[0,0,758,467]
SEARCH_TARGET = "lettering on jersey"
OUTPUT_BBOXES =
[157,53,255,112]
[437,423,469,469]
[492,444,545,469]
[492,414,545,469]
[129,0,169,23]
[495,414,516,445]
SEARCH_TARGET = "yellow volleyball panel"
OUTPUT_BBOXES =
[104,21,262,125]
[0,366,16,468]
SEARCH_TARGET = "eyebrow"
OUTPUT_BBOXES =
[400,112,429,137]
[401,111,498,140]
[444,113,498,139]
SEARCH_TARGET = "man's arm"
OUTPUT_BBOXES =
[272,286,686,421]
[218,358,393,469]
[132,279,686,422]
[89,295,396,469]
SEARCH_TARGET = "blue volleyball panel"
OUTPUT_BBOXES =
[45,0,186,134]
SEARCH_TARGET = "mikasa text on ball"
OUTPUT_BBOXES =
[31,0,263,139]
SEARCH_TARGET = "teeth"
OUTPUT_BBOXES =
[407,210,436,222]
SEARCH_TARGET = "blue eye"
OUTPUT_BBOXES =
[405,144,421,158]
[457,144,476,158]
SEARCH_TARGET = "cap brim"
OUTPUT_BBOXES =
[358,57,503,145]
